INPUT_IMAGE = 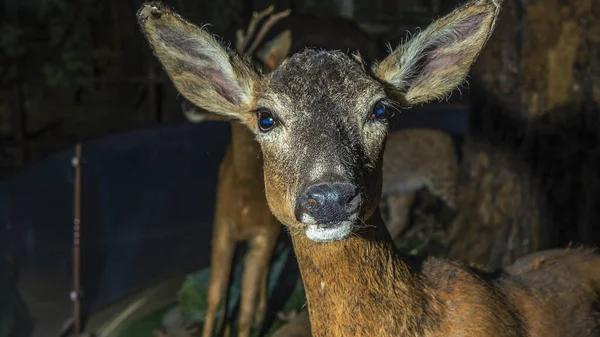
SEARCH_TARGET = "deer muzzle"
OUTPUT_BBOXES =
[294,182,361,242]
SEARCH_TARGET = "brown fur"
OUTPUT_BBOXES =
[139,0,600,336]
[201,122,280,337]
[178,11,292,337]
[274,246,600,337]
[381,129,459,238]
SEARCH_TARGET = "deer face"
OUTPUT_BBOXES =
[138,0,500,242]
[254,50,391,241]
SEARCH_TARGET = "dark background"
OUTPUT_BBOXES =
[0,0,468,325]
[2,0,599,335]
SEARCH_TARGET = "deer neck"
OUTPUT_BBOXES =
[290,211,439,336]
[229,121,264,180]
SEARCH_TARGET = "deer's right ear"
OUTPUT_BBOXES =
[137,2,260,122]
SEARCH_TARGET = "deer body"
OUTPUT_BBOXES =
[273,243,600,337]
[293,214,600,336]
[381,129,459,238]
[183,9,293,337]
[204,121,279,337]
[216,122,274,239]
[139,1,600,336]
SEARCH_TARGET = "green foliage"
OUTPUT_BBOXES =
[177,268,212,323]
[278,280,306,314]
[173,243,307,336]
[117,304,175,337]
[263,281,307,336]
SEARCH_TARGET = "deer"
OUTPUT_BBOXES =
[178,7,386,336]
[178,7,293,337]
[138,0,600,336]
[381,128,459,238]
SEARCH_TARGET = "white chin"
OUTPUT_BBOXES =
[305,222,353,243]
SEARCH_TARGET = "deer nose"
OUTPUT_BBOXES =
[296,183,361,225]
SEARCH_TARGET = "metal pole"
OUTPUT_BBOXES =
[71,143,83,336]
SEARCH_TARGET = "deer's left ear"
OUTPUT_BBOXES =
[138,2,261,122]
[373,0,502,105]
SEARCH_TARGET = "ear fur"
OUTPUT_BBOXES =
[137,2,262,122]
[374,0,502,105]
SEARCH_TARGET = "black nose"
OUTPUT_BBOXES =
[296,183,361,225]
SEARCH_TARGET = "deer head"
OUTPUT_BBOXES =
[138,0,501,243]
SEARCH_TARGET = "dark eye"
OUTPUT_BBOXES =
[257,110,277,132]
[371,101,388,120]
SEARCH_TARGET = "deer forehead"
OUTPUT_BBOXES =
[253,51,388,177]
[258,50,385,120]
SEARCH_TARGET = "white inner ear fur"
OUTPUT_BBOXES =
[191,30,251,102]
[391,27,461,91]
[372,2,499,104]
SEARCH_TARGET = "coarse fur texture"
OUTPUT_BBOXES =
[276,246,600,337]
[183,28,292,123]
[139,0,600,336]
[381,128,459,238]
[177,10,292,337]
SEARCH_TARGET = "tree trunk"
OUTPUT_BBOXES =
[447,0,600,270]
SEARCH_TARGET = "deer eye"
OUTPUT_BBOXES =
[257,109,277,132]
[371,100,388,120]
[369,99,397,123]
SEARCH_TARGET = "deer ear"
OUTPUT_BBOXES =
[137,2,260,122]
[373,0,502,105]
[256,30,292,70]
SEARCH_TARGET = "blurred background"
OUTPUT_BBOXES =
[0,0,599,336]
